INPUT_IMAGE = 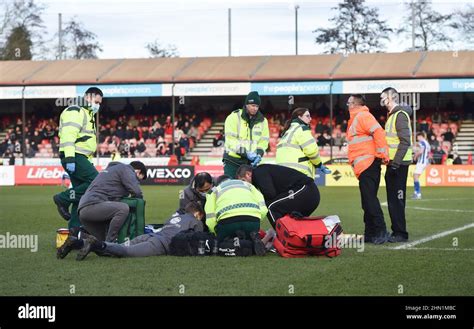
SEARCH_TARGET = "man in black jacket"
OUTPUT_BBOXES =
[246,164,320,228]
[380,87,413,243]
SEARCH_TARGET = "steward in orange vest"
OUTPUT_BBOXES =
[346,94,390,245]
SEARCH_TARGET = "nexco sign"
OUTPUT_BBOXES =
[144,166,194,185]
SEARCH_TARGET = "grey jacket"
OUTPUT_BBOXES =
[176,185,206,215]
[389,105,413,167]
[78,162,143,210]
[155,213,204,252]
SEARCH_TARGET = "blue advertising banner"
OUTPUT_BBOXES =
[251,81,343,95]
[439,79,474,92]
[76,84,162,97]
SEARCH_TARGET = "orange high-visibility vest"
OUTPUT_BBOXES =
[347,106,390,179]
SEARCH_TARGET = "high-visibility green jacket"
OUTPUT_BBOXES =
[205,179,268,234]
[223,109,269,162]
[385,109,412,163]
[59,105,97,161]
[276,118,321,178]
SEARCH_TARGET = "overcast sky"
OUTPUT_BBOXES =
[31,0,473,59]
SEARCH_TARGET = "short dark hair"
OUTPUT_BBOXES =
[192,172,213,189]
[416,132,426,138]
[236,164,253,179]
[381,87,399,103]
[216,175,231,186]
[381,87,398,94]
[184,201,204,216]
[130,161,147,179]
[84,87,103,98]
[350,94,366,105]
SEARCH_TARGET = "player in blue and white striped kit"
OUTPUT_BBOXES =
[412,132,431,199]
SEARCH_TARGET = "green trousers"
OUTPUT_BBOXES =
[117,197,146,244]
[223,158,250,179]
[56,154,98,228]
[215,219,260,242]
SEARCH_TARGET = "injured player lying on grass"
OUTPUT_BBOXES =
[57,202,205,261]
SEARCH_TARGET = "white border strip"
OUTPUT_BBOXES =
[392,223,474,250]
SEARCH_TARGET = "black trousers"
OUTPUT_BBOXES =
[385,164,409,239]
[358,159,386,237]
[267,183,320,228]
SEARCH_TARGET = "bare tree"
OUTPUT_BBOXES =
[400,0,454,51]
[146,39,178,57]
[60,17,103,59]
[313,0,392,54]
[450,4,474,49]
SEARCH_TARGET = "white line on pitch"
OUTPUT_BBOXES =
[402,247,474,251]
[379,202,474,213]
[391,223,474,250]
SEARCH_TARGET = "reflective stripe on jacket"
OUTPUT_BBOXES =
[347,106,389,179]
[385,109,412,162]
[205,179,267,234]
[276,118,321,178]
[224,109,269,160]
[59,105,96,159]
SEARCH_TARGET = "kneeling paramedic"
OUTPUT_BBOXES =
[251,163,320,228]
[57,202,204,260]
[205,168,268,255]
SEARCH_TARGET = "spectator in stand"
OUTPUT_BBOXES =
[136,139,147,157]
[129,140,137,157]
[132,127,140,140]
[42,124,55,141]
[315,120,326,134]
[125,126,134,140]
[179,134,190,153]
[115,126,125,140]
[151,122,164,139]
[32,129,42,146]
[452,153,463,165]
[174,142,183,163]
[174,126,184,143]
[419,117,430,134]
[431,111,442,124]
[317,130,332,147]
[341,119,348,132]
[188,124,198,143]
[213,129,224,147]
[432,146,445,164]
[182,121,191,135]
[128,115,139,128]
[333,132,345,150]
[428,134,439,150]
[142,127,151,141]
[156,136,166,155]
[164,116,173,135]
[25,139,36,158]
[442,128,455,143]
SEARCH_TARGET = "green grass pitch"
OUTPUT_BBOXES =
[0,185,473,296]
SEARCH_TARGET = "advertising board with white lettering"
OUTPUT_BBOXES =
[143,166,194,185]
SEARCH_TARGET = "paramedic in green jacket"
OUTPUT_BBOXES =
[205,167,268,255]
[223,91,269,178]
[53,87,103,229]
